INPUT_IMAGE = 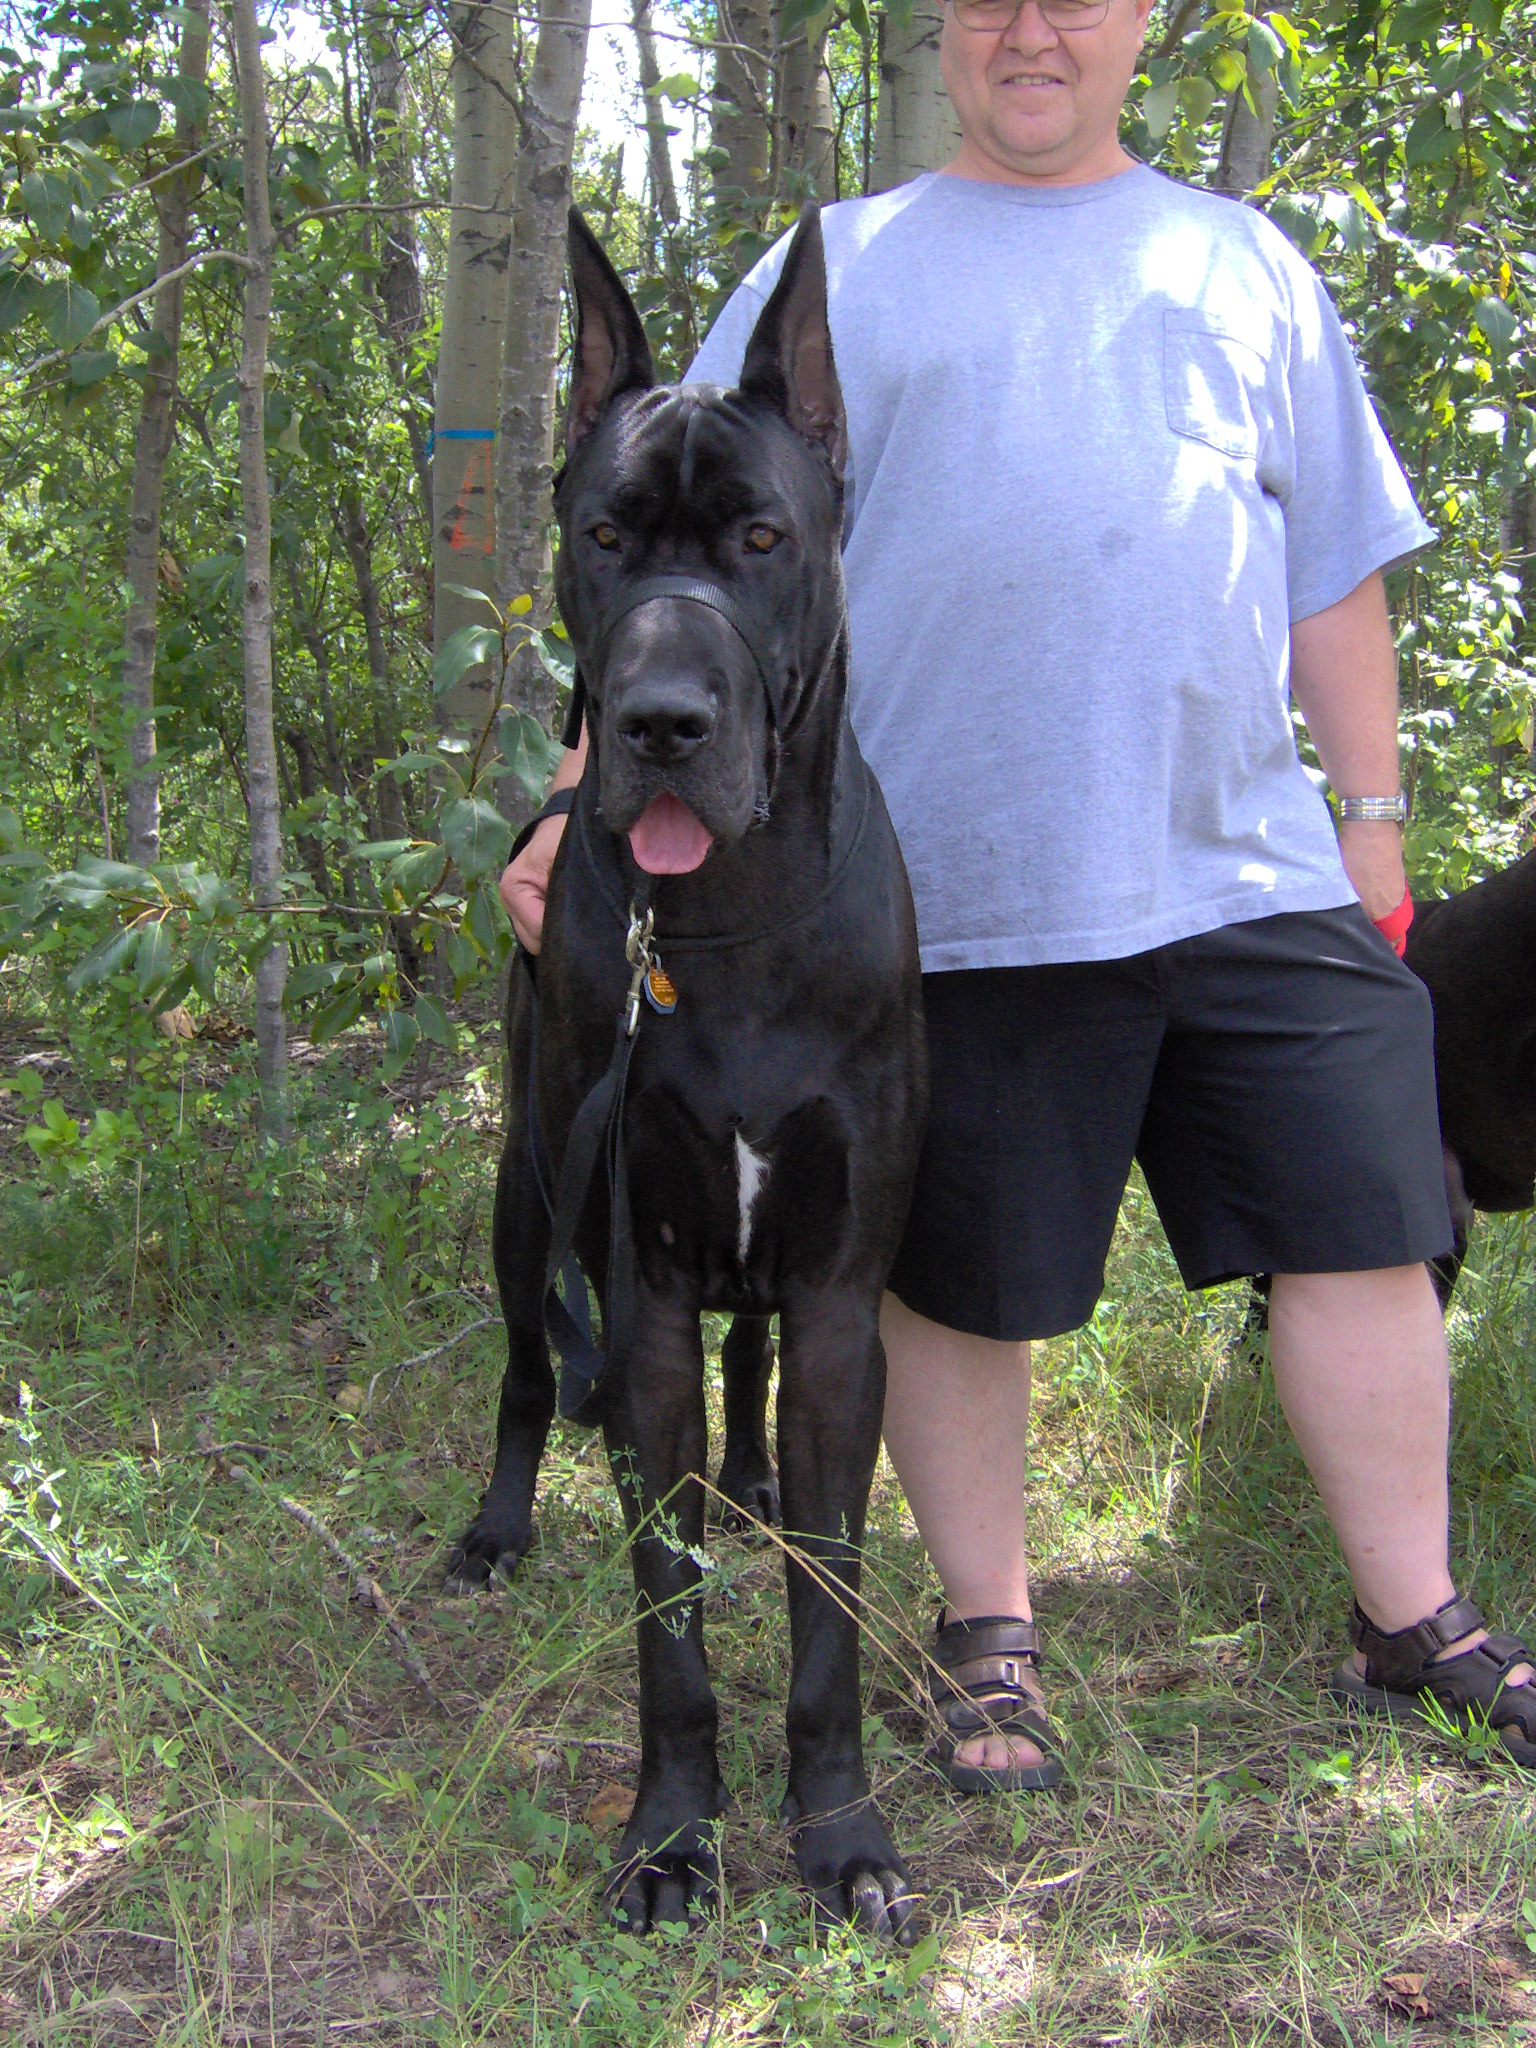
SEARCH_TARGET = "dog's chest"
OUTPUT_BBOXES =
[626,1083,852,1309]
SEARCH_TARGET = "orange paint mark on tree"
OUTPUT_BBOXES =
[447,442,494,553]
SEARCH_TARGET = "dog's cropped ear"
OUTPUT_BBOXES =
[565,208,654,451]
[737,206,846,479]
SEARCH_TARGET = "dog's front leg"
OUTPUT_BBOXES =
[604,1284,726,1933]
[775,1283,916,1945]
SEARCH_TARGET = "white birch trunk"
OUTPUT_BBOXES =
[121,0,210,867]
[870,0,959,192]
[495,0,592,809]
[1214,42,1279,196]
[775,12,836,201]
[712,0,773,276]
[231,0,287,1130]
[434,0,519,742]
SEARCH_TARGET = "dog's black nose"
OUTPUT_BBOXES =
[616,681,717,763]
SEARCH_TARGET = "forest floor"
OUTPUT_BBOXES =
[3,1008,1536,2045]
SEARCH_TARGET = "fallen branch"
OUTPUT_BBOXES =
[212,1448,449,1715]
[368,1314,500,1403]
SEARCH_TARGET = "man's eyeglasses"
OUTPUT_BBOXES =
[950,0,1112,29]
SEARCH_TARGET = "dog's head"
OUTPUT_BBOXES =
[553,207,847,876]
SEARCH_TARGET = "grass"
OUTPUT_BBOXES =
[3,1021,1536,2044]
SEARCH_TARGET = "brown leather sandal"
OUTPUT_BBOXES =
[927,1614,1065,1794]
[1329,1592,1536,1766]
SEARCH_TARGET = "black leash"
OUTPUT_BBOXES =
[530,882,676,1425]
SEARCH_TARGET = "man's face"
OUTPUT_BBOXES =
[940,0,1155,183]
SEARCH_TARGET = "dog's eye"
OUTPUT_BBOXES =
[744,524,781,555]
[591,523,621,551]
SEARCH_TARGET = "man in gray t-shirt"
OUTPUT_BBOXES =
[503,0,1536,1785]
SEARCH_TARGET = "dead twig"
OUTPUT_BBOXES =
[212,1448,450,1715]
[368,1314,500,1403]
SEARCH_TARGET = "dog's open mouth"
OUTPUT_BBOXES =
[628,793,714,875]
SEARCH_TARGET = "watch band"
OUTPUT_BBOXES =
[1338,794,1406,823]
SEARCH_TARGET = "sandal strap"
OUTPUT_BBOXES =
[1418,1632,1536,1743]
[1350,1593,1486,1687]
[931,1614,1046,1733]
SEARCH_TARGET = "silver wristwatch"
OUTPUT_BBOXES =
[1337,793,1406,824]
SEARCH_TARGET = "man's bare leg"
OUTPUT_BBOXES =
[879,1293,1042,1772]
[1268,1265,1530,1684]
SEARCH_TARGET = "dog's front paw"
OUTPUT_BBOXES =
[783,1789,917,1945]
[442,1512,533,1593]
[608,1792,725,1934]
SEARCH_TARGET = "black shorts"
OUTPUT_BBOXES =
[887,907,1454,1341]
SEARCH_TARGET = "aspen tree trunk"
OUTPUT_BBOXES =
[711,0,773,276]
[631,0,680,222]
[495,0,591,815]
[775,12,836,200]
[231,0,288,1131]
[120,0,210,867]
[870,0,959,191]
[434,0,518,745]
[362,0,432,527]
[1214,52,1279,195]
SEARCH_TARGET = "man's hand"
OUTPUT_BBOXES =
[1337,818,1407,923]
[499,814,567,954]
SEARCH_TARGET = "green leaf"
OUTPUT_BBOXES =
[106,99,163,147]
[438,581,502,613]
[1246,18,1283,71]
[383,1007,419,1055]
[136,916,172,995]
[903,1931,940,1988]
[1404,104,1459,167]
[39,279,101,348]
[537,628,576,689]
[1143,80,1180,141]
[1472,296,1520,360]
[189,934,219,1001]
[432,623,499,695]
[68,348,116,387]
[285,958,349,1002]
[1384,0,1444,44]
[67,923,140,993]
[499,710,560,806]
[162,76,212,126]
[309,977,367,1042]
[648,71,699,99]
[1178,75,1217,126]
[846,0,871,35]
[440,796,512,882]
[774,0,825,33]
[413,990,455,1050]
[21,170,73,242]
[0,271,40,333]
[468,880,507,955]
[352,837,415,862]
[74,856,154,888]
[386,843,447,897]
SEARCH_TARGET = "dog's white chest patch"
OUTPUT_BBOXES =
[734,1132,769,1263]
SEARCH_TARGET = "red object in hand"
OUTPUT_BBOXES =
[1372,883,1414,957]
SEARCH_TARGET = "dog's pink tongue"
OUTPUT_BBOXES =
[629,794,713,875]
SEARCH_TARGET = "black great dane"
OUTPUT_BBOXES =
[447,207,928,1942]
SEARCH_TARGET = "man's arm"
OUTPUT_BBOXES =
[1288,570,1408,923]
[498,721,588,952]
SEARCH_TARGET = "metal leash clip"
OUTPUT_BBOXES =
[622,901,678,1034]
[623,903,657,1037]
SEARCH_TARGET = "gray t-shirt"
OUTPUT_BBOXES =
[688,165,1433,971]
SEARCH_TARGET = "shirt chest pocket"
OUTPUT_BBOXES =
[1163,311,1271,462]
